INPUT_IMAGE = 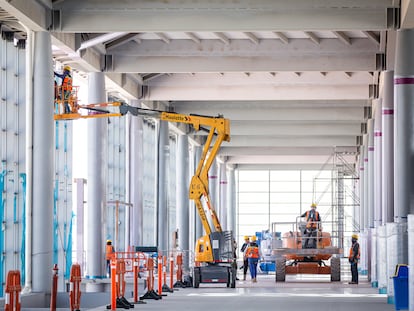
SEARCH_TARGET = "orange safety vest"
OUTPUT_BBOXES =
[106,245,114,260]
[305,210,320,229]
[348,242,360,261]
[62,75,73,92]
[245,245,259,259]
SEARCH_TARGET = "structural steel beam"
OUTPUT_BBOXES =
[51,0,396,32]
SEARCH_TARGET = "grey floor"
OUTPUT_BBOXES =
[86,272,394,311]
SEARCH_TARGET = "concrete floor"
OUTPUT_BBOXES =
[86,273,394,311]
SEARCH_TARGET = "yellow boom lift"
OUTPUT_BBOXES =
[55,93,237,288]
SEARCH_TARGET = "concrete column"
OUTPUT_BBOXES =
[367,119,374,229]
[32,31,54,293]
[219,161,228,230]
[358,154,364,230]
[381,71,394,224]
[129,100,143,247]
[394,29,414,221]
[194,146,203,240]
[176,135,190,269]
[209,159,219,214]
[227,165,236,233]
[363,134,369,230]
[86,72,107,283]
[408,215,414,311]
[373,99,382,227]
[377,225,387,294]
[157,120,169,253]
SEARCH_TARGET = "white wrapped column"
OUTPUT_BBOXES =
[31,31,54,293]
[407,215,414,311]
[86,72,107,286]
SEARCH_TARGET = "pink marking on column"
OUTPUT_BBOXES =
[382,108,394,115]
[394,77,414,84]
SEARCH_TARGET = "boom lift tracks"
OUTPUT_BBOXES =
[55,100,236,288]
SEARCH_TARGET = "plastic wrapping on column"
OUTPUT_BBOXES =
[0,170,6,294]
[377,225,387,294]
[386,222,398,304]
[32,31,54,292]
[157,120,169,253]
[19,173,27,284]
[407,215,414,311]
[370,227,378,287]
[359,230,368,275]
[176,135,189,270]
[86,72,107,281]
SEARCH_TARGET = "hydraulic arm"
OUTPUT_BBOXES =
[119,104,231,235]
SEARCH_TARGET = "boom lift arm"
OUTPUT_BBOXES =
[119,105,231,236]
[55,99,235,287]
[55,97,230,236]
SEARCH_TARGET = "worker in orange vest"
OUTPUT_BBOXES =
[106,240,115,277]
[245,236,260,283]
[348,234,360,284]
[54,65,73,113]
[301,203,321,248]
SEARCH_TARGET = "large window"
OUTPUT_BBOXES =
[236,169,357,248]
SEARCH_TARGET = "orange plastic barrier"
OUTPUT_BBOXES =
[116,260,127,298]
[169,256,174,289]
[161,256,173,293]
[69,264,82,311]
[132,252,147,304]
[110,259,117,310]
[173,253,186,288]
[140,257,162,300]
[157,255,163,295]
[5,270,22,311]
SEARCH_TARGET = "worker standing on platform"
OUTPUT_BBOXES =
[54,65,73,113]
[301,203,321,248]
[106,240,115,277]
[245,236,260,283]
[240,236,250,280]
[349,234,360,284]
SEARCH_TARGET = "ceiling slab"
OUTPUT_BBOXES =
[52,0,396,32]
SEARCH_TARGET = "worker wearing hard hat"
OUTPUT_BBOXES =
[54,65,73,113]
[300,203,321,248]
[348,234,360,284]
[240,236,250,280]
[106,239,115,277]
[245,236,261,283]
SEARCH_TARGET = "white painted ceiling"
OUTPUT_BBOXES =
[1,0,413,171]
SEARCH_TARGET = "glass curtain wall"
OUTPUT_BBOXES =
[237,169,357,248]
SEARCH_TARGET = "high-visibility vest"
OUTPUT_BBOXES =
[62,75,73,92]
[245,245,259,259]
[306,210,320,229]
[348,242,360,261]
[106,245,114,260]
